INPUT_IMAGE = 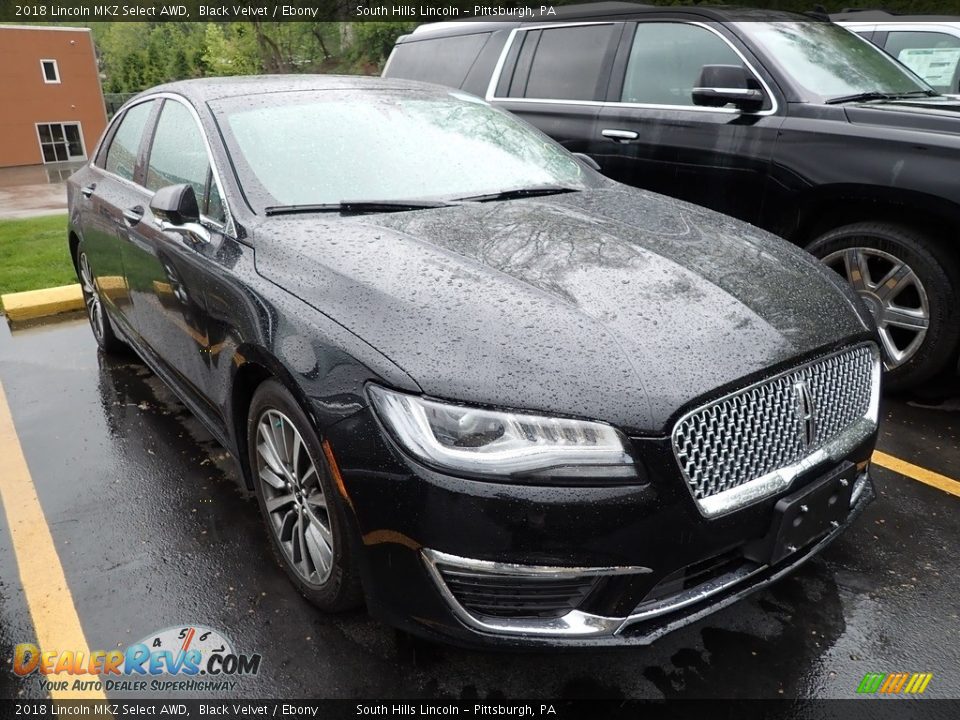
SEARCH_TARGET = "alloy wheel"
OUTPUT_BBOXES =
[254,409,334,585]
[78,252,105,342]
[823,246,929,369]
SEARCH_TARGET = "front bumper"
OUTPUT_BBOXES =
[420,474,873,646]
[325,407,876,648]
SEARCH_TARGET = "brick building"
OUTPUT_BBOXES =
[0,25,107,168]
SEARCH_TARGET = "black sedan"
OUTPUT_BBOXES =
[67,76,881,647]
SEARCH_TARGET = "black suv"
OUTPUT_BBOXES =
[384,4,960,390]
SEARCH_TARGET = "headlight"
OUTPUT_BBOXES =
[368,385,637,481]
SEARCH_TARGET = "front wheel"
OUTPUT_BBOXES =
[807,222,960,391]
[247,380,363,612]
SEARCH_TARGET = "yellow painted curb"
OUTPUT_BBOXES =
[0,284,84,322]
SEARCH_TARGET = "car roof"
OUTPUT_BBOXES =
[402,2,809,40]
[831,10,960,23]
[135,75,443,104]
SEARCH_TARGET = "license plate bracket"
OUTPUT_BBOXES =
[744,462,855,566]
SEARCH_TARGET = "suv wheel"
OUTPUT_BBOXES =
[247,380,363,611]
[807,222,960,391]
[75,244,124,354]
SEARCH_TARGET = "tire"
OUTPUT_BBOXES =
[74,242,124,354]
[247,379,363,612]
[806,222,960,392]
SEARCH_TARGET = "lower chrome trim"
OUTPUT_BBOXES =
[423,475,875,640]
[421,549,650,637]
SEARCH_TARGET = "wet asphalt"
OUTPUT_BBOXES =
[0,316,958,701]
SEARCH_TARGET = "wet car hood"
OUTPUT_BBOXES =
[252,187,871,434]
[845,97,960,137]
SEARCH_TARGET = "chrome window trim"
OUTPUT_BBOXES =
[671,343,881,519]
[486,20,779,117]
[89,93,235,236]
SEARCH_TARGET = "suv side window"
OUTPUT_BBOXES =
[103,101,155,181]
[145,100,226,224]
[509,24,618,101]
[386,33,490,89]
[622,23,745,106]
[884,31,960,93]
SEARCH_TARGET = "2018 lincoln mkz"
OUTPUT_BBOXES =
[67,76,880,647]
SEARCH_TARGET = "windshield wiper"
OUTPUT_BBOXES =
[456,185,580,203]
[264,199,455,216]
[825,89,939,105]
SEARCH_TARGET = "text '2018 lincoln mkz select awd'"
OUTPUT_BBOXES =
[67,76,880,647]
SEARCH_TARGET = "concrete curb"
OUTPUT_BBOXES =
[1,284,84,322]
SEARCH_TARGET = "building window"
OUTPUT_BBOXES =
[41,59,60,84]
[36,123,85,163]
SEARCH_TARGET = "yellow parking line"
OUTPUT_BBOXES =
[0,379,106,700]
[873,450,960,499]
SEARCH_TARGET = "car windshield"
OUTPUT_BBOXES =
[211,89,597,213]
[736,22,934,101]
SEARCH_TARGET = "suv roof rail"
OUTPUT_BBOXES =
[834,8,898,15]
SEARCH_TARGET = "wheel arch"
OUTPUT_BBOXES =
[789,184,960,255]
[228,345,322,490]
[68,229,82,269]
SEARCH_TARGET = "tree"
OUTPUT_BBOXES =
[201,23,260,76]
[350,22,416,64]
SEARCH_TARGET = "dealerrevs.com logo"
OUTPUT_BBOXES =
[13,625,261,694]
[856,672,934,695]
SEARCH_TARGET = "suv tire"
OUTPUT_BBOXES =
[807,222,960,391]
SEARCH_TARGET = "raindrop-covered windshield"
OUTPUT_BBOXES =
[212,89,598,212]
[737,22,933,101]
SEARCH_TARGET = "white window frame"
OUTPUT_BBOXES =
[40,59,60,84]
[35,121,87,164]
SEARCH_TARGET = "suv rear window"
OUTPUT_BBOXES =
[386,33,490,89]
[508,25,618,101]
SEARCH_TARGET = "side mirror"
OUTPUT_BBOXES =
[692,64,765,113]
[572,152,601,172]
[149,184,209,244]
[150,183,200,225]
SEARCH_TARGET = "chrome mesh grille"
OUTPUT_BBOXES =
[672,345,876,506]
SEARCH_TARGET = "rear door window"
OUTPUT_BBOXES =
[885,30,960,92]
[103,101,155,182]
[508,24,618,101]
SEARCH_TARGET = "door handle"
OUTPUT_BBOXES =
[122,206,144,226]
[81,183,96,198]
[601,129,639,143]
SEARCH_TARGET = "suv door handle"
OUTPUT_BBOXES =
[601,129,639,143]
[122,206,144,226]
[81,183,96,198]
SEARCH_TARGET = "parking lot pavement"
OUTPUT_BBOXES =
[0,316,958,701]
